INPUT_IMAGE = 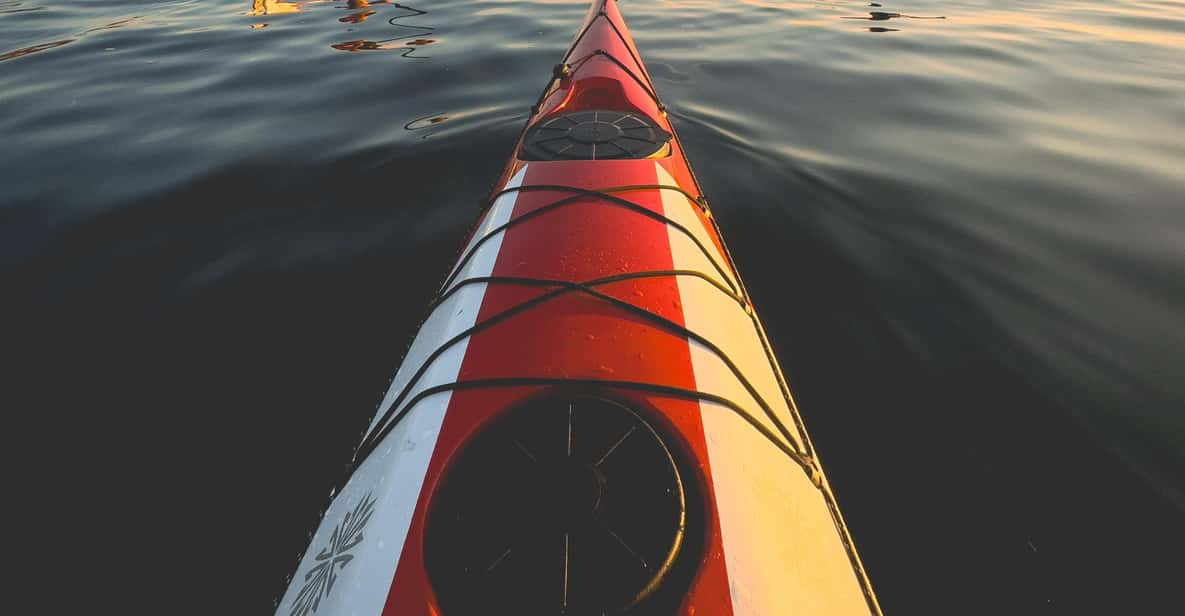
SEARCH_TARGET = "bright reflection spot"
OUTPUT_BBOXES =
[249,0,300,16]
[339,10,375,24]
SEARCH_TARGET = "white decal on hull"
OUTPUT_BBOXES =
[277,165,528,616]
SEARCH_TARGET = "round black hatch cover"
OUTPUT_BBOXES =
[521,110,672,161]
[424,397,692,615]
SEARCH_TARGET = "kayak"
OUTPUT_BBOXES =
[277,1,880,614]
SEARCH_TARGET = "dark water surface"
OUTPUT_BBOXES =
[5,0,1184,612]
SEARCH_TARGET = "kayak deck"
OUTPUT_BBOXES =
[277,1,879,614]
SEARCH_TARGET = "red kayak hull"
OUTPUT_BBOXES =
[277,2,879,614]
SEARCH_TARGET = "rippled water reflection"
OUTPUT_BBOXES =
[4,0,1183,612]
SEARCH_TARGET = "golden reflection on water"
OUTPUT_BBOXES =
[953,9,1185,46]
[243,0,433,55]
[249,0,300,16]
[330,2,434,57]
[339,10,376,24]
[644,0,1185,44]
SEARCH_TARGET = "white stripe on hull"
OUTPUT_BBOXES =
[655,165,802,449]
[367,165,528,437]
[699,404,871,615]
[277,165,528,616]
[278,396,450,616]
[658,164,871,614]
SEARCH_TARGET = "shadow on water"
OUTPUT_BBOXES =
[835,2,944,32]
[841,10,946,22]
[11,127,522,612]
[671,108,1185,614]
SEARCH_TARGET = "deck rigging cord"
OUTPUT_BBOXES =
[345,223,878,610]
[353,265,811,475]
[354,183,810,473]
[329,2,879,609]
[530,7,667,115]
[440,184,727,294]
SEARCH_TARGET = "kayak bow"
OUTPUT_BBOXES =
[277,1,880,614]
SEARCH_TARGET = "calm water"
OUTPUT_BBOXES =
[5,0,1184,612]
